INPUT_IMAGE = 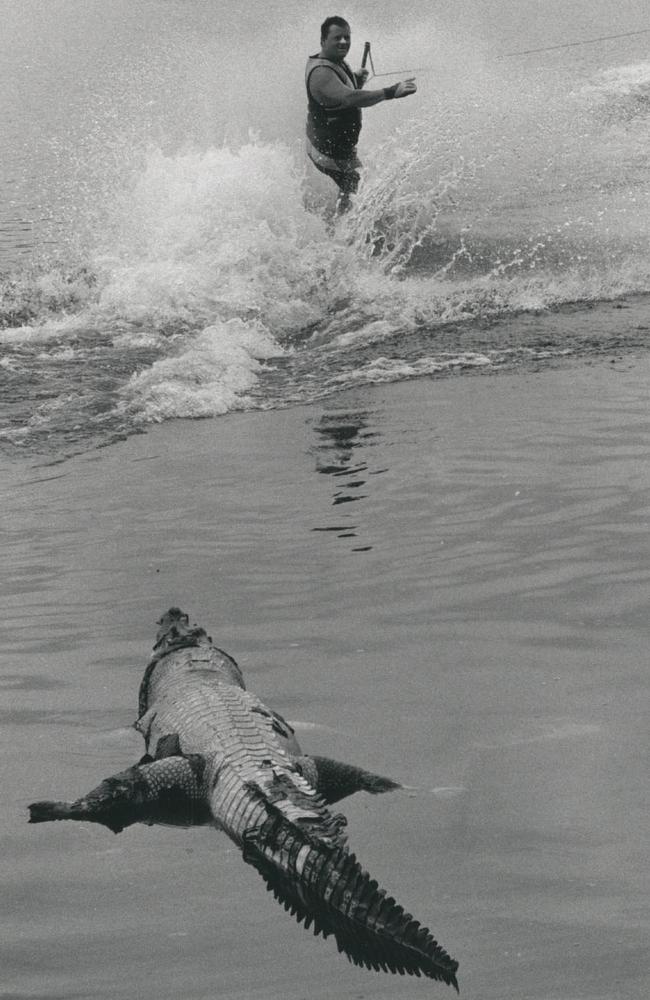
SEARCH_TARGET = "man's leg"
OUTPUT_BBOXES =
[334,168,360,214]
[308,155,360,214]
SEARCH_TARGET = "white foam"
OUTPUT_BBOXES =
[119,318,283,422]
[585,61,650,99]
[90,143,341,336]
[2,93,650,450]
[331,353,493,386]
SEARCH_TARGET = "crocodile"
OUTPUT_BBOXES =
[29,607,459,990]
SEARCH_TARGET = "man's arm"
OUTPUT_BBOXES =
[309,67,416,109]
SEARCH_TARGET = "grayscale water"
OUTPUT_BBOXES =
[1,0,650,458]
[1,2,649,998]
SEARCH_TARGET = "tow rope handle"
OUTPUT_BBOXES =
[361,41,375,76]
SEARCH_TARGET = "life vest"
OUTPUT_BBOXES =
[305,55,362,161]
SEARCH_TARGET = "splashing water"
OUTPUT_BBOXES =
[2,30,650,459]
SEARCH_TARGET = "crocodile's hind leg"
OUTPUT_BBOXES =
[293,755,401,804]
[28,755,209,834]
[139,733,183,765]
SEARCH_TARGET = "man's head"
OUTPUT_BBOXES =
[320,16,351,62]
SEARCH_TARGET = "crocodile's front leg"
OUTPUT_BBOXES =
[28,755,210,834]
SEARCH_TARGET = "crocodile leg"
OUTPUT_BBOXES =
[137,733,183,765]
[293,755,401,804]
[28,755,210,834]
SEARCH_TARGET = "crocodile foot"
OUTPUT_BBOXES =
[28,755,210,834]
[294,755,402,804]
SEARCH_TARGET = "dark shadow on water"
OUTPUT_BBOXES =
[308,406,387,552]
[0,673,64,692]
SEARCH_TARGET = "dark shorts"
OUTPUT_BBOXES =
[310,158,360,195]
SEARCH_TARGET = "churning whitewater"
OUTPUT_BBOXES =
[1,10,650,458]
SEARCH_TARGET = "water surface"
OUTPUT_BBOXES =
[3,361,649,999]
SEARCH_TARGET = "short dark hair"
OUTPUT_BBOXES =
[320,16,350,42]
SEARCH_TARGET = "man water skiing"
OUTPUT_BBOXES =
[305,16,417,212]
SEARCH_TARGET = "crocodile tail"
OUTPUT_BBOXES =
[242,815,459,990]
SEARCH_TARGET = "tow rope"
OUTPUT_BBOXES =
[360,27,650,77]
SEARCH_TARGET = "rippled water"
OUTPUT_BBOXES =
[3,361,649,999]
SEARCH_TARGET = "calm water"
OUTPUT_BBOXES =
[3,363,650,999]
[1,0,650,459]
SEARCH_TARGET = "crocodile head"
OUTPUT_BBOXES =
[154,608,210,651]
[156,607,189,643]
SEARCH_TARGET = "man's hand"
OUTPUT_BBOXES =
[394,78,417,98]
[356,68,370,87]
[382,78,417,102]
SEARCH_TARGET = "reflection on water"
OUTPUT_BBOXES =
[309,407,383,552]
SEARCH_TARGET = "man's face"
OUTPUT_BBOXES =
[321,23,351,63]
